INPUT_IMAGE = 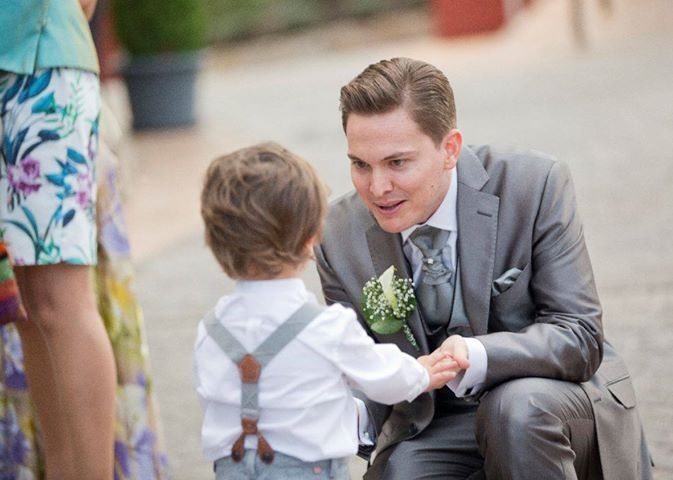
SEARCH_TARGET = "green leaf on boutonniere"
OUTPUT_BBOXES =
[371,319,404,335]
[361,265,419,350]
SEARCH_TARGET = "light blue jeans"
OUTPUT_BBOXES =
[214,450,350,480]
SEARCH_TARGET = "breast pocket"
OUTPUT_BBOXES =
[489,262,534,332]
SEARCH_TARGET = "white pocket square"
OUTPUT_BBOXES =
[492,267,523,296]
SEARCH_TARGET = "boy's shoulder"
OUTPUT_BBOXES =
[288,303,355,330]
[297,302,362,346]
[193,295,235,350]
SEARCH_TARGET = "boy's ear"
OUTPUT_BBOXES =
[306,234,319,248]
[305,234,320,258]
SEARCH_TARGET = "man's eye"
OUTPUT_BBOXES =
[352,160,368,169]
[390,158,406,168]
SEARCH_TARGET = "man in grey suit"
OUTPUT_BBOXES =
[315,57,652,479]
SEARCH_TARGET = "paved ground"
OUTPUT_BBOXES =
[105,0,673,478]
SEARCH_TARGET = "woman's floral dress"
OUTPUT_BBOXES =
[0,103,170,479]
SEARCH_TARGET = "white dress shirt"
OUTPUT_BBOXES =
[354,167,489,445]
[401,166,488,398]
[193,278,429,462]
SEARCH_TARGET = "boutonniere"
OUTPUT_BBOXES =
[361,265,419,350]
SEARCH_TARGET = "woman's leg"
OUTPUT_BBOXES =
[14,264,116,480]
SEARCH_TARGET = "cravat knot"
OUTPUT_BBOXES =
[409,225,453,285]
[408,225,454,329]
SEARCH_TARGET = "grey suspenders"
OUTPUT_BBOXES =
[203,301,325,464]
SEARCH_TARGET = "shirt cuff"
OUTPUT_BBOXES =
[446,337,487,397]
[405,365,429,403]
[354,398,375,446]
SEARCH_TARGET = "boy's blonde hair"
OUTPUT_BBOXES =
[201,142,327,279]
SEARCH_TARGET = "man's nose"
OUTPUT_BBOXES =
[370,170,393,197]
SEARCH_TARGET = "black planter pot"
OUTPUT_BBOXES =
[122,51,201,130]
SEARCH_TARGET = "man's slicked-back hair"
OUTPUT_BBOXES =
[339,57,457,145]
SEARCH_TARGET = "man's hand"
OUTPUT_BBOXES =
[439,334,471,371]
[79,0,98,20]
[417,349,462,391]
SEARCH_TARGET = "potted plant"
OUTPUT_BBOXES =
[111,0,207,130]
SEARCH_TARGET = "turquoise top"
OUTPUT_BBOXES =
[0,0,99,75]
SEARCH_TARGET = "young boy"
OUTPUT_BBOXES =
[193,142,458,479]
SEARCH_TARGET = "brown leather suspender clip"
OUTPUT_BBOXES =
[231,354,275,464]
[203,303,324,467]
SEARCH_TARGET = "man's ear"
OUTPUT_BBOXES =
[441,129,462,170]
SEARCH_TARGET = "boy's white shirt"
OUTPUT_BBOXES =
[192,278,428,462]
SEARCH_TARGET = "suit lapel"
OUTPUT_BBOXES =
[456,147,499,335]
[366,222,429,355]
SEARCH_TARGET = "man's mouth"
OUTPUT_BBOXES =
[374,200,405,214]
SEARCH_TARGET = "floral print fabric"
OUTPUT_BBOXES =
[96,157,170,480]
[0,68,98,266]
[0,100,170,477]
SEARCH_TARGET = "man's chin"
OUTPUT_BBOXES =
[371,214,409,234]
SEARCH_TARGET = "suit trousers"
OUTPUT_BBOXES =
[476,377,601,480]
[371,406,484,480]
[371,378,600,480]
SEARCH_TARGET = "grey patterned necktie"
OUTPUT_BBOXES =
[409,225,454,329]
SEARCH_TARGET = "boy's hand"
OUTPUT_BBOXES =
[417,349,462,391]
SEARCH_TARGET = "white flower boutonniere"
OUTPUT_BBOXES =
[361,265,419,350]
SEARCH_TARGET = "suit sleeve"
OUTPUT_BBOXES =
[477,161,604,388]
[314,243,393,457]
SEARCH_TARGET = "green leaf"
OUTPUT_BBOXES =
[20,206,40,238]
[403,325,419,351]
[67,148,87,165]
[31,92,56,114]
[371,319,404,335]
[19,70,52,102]
[2,219,36,244]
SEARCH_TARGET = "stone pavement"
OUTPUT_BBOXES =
[105,0,673,478]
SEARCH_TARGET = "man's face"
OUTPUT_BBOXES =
[346,107,461,233]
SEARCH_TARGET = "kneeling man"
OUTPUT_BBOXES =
[315,57,652,480]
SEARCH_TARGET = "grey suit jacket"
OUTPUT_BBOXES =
[315,145,651,480]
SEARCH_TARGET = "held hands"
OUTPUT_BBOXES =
[417,349,462,392]
[439,334,471,372]
[417,335,471,392]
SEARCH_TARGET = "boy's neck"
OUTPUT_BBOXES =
[240,261,308,281]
